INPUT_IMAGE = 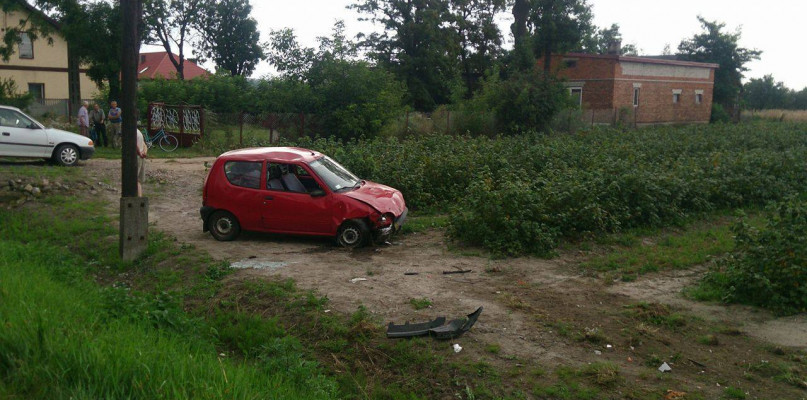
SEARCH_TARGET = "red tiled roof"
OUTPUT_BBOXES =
[138,52,211,80]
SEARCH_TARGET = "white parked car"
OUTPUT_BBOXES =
[0,105,95,166]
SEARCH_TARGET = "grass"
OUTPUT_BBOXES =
[742,109,807,122]
[409,297,433,310]
[0,202,337,399]
[581,218,738,280]
[400,213,449,234]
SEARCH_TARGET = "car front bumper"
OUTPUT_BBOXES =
[79,146,95,160]
[373,207,408,242]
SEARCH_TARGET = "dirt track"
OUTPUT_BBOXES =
[80,157,807,353]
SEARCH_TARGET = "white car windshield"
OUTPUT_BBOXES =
[308,156,360,192]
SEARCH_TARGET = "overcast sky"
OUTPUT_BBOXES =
[145,0,806,90]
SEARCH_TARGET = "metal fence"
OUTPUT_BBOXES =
[147,102,206,147]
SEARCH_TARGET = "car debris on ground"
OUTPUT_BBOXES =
[386,307,483,340]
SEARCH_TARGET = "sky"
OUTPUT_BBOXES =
[144,0,807,90]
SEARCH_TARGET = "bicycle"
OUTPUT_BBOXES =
[144,128,179,152]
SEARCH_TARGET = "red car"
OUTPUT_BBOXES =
[200,147,407,247]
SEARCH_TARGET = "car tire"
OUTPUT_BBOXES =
[53,144,79,167]
[208,210,241,241]
[337,220,369,248]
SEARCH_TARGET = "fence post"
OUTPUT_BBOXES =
[199,107,205,142]
[178,105,185,146]
[239,112,244,146]
[405,111,409,134]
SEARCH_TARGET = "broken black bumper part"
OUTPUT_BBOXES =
[386,307,483,340]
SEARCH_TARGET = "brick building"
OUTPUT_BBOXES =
[539,53,719,126]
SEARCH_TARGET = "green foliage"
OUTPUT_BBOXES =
[0,78,33,110]
[678,17,762,112]
[409,297,433,310]
[711,103,731,123]
[196,0,264,76]
[702,199,807,315]
[470,67,570,134]
[138,72,253,114]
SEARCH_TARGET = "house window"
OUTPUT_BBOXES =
[569,87,583,106]
[19,32,33,59]
[695,92,703,105]
[28,83,45,102]
[672,89,682,104]
[140,55,146,63]
[633,88,640,107]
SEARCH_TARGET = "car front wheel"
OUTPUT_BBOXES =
[337,220,369,248]
[208,210,241,241]
[53,144,79,166]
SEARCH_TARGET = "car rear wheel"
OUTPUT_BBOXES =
[53,144,79,167]
[208,210,241,241]
[337,220,369,248]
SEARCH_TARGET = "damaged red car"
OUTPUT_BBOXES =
[200,147,407,247]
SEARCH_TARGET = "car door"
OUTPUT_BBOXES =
[0,109,50,158]
[262,162,333,234]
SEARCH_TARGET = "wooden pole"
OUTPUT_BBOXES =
[119,0,147,261]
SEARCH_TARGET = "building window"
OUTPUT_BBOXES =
[19,32,33,59]
[564,59,578,68]
[695,93,703,105]
[672,89,682,104]
[633,87,640,107]
[28,83,45,103]
[569,87,583,106]
[140,55,146,63]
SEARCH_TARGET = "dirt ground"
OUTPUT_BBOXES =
[24,157,807,397]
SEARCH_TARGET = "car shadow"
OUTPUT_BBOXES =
[0,158,49,166]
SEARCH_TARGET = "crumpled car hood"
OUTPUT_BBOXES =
[343,181,406,215]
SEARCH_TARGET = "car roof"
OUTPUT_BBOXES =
[218,147,323,163]
[0,105,23,112]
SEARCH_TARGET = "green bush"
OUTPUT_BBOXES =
[703,200,807,315]
[0,78,33,110]
[711,103,732,123]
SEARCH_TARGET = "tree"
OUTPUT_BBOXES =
[743,75,789,110]
[143,0,205,80]
[529,0,593,72]
[196,0,263,76]
[578,23,638,55]
[677,17,761,114]
[351,0,459,111]
[447,0,506,97]
[266,28,316,81]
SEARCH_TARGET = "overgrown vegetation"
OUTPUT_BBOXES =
[693,199,807,315]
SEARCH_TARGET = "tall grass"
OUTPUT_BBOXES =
[743,109,807,122]
[0,203,338,399]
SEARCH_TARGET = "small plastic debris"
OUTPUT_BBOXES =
[324,309,331,313]
[606,344,613,349]
[443,269,472,275]
[627,357,633,362]
[658,362,672,373]
[404,272,419,276]
[594,350,602,355]
[664,390,687,400]
[350,278,368,283]
[453,344,463,353]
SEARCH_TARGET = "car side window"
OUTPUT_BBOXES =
[267,162,322,194]
[0,110,35,128]
[224,161,262,189]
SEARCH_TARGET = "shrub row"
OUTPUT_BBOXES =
[700,199,807,315]
[206,122,807,255]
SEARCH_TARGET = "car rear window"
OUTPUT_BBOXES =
[224,161,262,189]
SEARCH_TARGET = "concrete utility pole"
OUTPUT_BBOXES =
[119,0,147,261]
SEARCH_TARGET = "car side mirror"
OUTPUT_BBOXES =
[310,189,326,197]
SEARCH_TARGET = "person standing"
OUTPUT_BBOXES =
[77,101,89,137]
[108,100,123,149]
[89,103,108,147]
[136,128,148,197]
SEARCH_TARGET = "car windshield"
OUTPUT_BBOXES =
[308,156,360,192]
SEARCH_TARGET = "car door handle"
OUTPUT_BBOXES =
[2,132,9,136]
[264,196,274,200]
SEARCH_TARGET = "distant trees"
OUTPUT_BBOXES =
[677,17,761,115]
[143,0,206,80]
[744,75,807,110]
[196,0,264,77]
[578,23,639,55]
